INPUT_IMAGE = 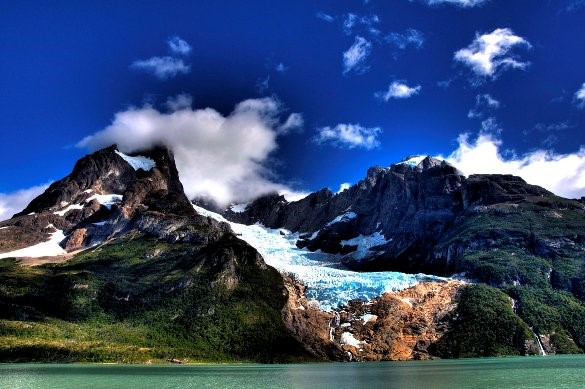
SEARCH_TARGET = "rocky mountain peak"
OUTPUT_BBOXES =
[1,145,229,256]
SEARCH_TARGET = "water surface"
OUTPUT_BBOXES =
[1,355,584,389]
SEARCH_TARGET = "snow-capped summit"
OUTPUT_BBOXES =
[0,145,219,257]
[398,155,427,168]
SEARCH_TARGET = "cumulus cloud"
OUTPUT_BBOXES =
[0,183,51,221]
[375,81,421,101]
[417,0,488,6]
[130,56,191,80]
[313,124,382,150]
[165,93,193,111]
[575,83,585,108]
[385,29,424,50]
[77,97,305,206]
[454,28,531,79]
[168,36,192,56]
[468,94,500,118]
[343,36,372,75]
[445,133,585,199]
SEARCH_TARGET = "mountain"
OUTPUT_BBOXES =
[221,155,585,356]
[0,146,310,362]
[0,150,584,362]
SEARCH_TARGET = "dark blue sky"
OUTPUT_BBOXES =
[1,0,585,202]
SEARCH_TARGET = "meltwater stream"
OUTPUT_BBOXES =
[194,205,448,310]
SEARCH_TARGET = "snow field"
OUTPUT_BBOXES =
[193,205,446,310]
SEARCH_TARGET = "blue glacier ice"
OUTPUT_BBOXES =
[194,205,447,311]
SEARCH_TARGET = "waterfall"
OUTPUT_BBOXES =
[531,329,547,356]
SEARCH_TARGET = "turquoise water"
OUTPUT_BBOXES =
[1,356,585,389]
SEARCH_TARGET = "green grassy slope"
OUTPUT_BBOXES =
[434,197,585,355]
[0,235,311,363]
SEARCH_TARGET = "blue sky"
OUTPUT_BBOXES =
[1,0,585,217]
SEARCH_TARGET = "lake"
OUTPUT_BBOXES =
[1,355,584,389]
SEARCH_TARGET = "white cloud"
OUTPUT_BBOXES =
[343,13,379,36]
[313,124,382,150]
[575,83,585,108]
[130,56,191,80]
[316,12,335,23]
[77,97,305,206]
[468,94,500,118]
[0,183,51,221]
[445,133,585,199]
[479,117,501,135]
[343,36,372,75]
[375,81,421,101]
[167,36,192,56]
[165,93,193,111]
[278,113,303,134]
[337,182,351,193]
[385,29,424,50]
[343,13,358,34]
[454,28,531,78]
[419,0,488,7]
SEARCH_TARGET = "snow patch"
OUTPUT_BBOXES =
[326,211,357,226]
[92,221,107,226]
[340,323,351,328]
[115,150,156,171]
[341,232,389,260]
[86,194,123,210]
[398,155,426,168]
[192,204,447,311]
[361,314,377,324]
[0,230,67,259]
[0,227,9,230]
[83,189,93,193]
[54,204,83,216]
[340,332,363,348]
[229,203,249,213]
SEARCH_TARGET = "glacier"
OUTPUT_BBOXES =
[193,205,447,311]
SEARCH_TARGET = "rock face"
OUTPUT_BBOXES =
[226,157,465,274]
[0,145,230,256]
[224,156,585,278]
[282,278,466,361]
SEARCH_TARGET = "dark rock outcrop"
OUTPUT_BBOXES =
[0,145,230,255]
[223,156,585,279]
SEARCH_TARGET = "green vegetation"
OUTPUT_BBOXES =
[433,284,534,358]
[506,286,585,353]
[434,197,585,356]
[0,235,311,363]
